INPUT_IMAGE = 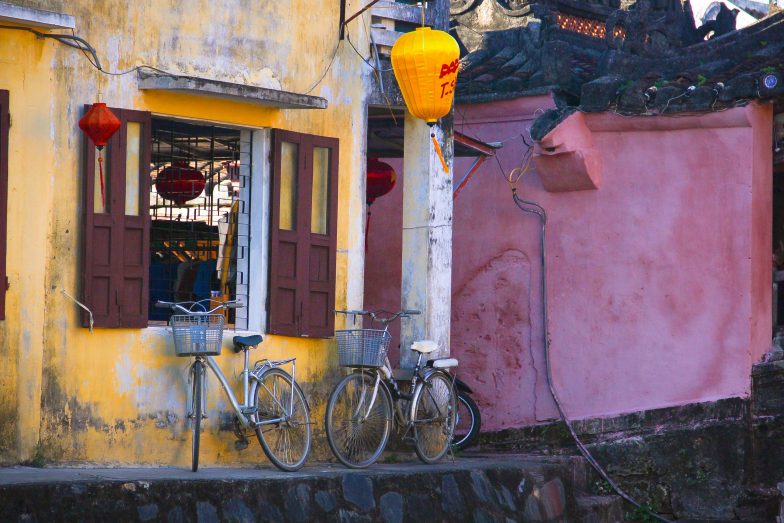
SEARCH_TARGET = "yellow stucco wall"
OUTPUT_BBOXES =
[0,1,370,465]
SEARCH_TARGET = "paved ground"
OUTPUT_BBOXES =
[0,454,616,522]
[0,453,553,484]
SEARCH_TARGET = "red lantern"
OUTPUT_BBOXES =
[79,102,121,209]
[366,158,397,205]
[79,102,121,150]
[155,162,207,205]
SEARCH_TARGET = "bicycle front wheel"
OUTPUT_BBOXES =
[325,371,392,468]
[251,368,311,472]
[190,360,204,472]
[412,370,456,464]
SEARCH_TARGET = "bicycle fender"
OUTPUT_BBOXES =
[410,368,456,421]
[420,366,456,385]
[453,376,473,394]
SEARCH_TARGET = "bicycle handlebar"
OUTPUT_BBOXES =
[335,309,421,325]
[155,299,243,314]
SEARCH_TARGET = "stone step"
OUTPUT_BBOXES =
[0,454,599,522]
[574,494,625,523]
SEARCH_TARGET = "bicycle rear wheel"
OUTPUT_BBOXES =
[190,360,204,472]
[412,370,456,464]
[251,368,311,472]
[325,371,392,468]
[452,391,481,451]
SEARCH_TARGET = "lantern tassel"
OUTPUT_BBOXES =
[431,133,449,174]
[97,153,106,209]
[365,209,372,254]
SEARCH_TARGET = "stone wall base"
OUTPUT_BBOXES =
[474,359,784,520]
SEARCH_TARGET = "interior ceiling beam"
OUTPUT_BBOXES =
[454,131,501,157]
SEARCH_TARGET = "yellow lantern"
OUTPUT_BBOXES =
[391,27,460,126]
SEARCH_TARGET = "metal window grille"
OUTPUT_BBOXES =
[149,119,250,326]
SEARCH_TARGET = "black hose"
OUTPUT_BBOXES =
[512,189,672,523]
[0,26,102,70]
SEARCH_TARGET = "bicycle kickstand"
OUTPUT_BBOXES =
[233,417,249,451]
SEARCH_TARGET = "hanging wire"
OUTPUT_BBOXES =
[496,150,673,523]
[346,29,393,73]
[302,40,342,94]
[1,24,341,96]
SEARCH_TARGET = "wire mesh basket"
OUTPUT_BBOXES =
[335,329,391,368]
[170,314,225,356]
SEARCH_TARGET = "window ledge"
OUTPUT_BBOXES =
[138,71,328,110]
[0,1,74,29]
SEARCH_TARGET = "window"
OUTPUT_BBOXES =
[269,130,339,338]
[0,90,8,320]
[148,119,248,326]
[81,110,339,337]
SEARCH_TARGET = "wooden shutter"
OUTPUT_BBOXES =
[269,130,338,338]
[82,107,151,328]
[0,90,9,320]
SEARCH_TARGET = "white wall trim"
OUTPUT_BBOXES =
[247,129,271,333]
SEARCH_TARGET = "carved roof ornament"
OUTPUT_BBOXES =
[452,0,784,125]
[450,0,483,16]
[495,0,533,16]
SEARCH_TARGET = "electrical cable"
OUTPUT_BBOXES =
[302,40,342,94]
[0,25,103,70]
[509,179,672,523]
[2,24,340,95]
[346,30,393,73]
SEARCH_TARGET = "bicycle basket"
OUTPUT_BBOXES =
[335,329,391,368]
[170,314,225,356]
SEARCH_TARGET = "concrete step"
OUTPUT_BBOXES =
[574,494,625,523]
[0,454,598,522]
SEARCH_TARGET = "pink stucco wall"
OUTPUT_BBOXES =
[364,97,773,431]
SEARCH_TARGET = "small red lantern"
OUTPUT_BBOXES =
[79,102,121,150]
[155,162,207,205]
[366,158,397,205]
[79,102,121,208]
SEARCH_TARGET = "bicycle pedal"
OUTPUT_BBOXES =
[240,406,258,415]
[234,439,249,451]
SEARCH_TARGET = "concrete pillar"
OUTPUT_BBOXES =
[400,113,454,367]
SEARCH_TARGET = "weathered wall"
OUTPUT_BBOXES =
[0,0,371,465]
[365,96,773,430]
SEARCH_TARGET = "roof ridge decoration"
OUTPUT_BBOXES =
[453,0,784,138]
[451,0,533,16]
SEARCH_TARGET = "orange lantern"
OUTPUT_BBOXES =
[390,27,460,126]
[391,27,459,172]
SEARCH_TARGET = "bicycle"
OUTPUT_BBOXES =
[156,299,312,472]
[325,309,458,468]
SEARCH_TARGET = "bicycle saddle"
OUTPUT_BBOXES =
[233,335,263,352]
[411,340,438,354]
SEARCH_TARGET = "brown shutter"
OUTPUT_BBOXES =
[301,135,338,338]
[0,90,9,320]
[82,106,151,328]
[269,130,338,338]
